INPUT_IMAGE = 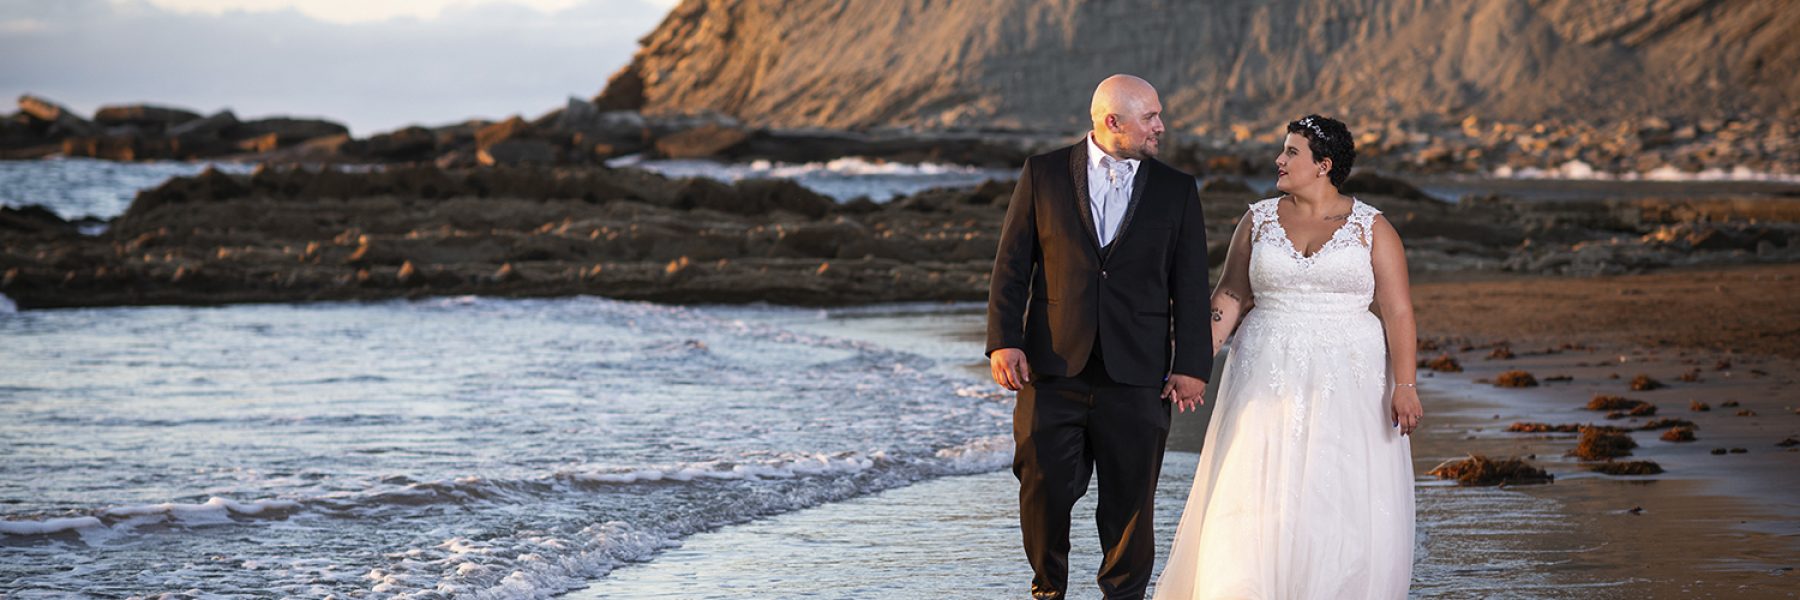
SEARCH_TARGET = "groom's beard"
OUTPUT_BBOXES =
[1132,135,1161,160]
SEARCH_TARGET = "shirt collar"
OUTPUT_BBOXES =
[1086,133,1138,172]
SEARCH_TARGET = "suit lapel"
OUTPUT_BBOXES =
[1101,160,1155,264]
[1068,142,1103,255]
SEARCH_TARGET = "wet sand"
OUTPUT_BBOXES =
[575,265,1799,598]
[1410,263,1800,359]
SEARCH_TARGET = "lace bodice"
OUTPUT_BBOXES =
[1246,197,1381,315]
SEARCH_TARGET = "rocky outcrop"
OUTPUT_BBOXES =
[0,165,1021,309]
[4,95,357,161]
[604,0,1798,132]
[3,165,1796,310]
[94,104,203,129]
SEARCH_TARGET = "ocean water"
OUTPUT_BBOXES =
[0,297,1009,597]
[0,158,257,220]
[609,155,1016,202]
[3,297,1624,599]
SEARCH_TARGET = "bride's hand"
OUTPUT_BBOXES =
[1391,386,1423,436]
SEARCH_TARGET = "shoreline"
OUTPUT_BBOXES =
[575,292,1798,597]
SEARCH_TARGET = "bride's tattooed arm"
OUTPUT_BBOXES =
[1209,216,1256,355]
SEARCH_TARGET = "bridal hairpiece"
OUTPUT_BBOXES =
[1297,116,1331,142]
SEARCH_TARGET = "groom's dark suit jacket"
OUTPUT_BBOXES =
[986,142,1212,387]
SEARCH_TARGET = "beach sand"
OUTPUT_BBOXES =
[575,265,1798,598]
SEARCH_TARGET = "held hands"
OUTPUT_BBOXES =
[990,348,1031,391]
[1391,385,1423,436]
[1163,374,1207,412]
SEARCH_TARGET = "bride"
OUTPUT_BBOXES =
[1153,115,1421,599]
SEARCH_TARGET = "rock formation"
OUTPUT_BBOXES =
[603,0,1798,132]
[2,164,1796,310]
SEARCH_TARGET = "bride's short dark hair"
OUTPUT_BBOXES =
[1286,115,1355,188]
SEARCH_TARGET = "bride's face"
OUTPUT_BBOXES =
[1274,133,1327,193]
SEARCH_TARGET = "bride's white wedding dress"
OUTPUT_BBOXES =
[1153,197,1415,599]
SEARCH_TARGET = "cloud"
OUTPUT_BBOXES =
[0,17,49,33]
[139,0,594,25]
[0,0,671,136]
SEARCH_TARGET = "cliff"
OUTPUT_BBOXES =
[597,0,1799,133]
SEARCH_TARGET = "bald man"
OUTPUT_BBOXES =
[987,74,1212,600]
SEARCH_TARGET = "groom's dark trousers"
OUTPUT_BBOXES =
[987,142,1211,600]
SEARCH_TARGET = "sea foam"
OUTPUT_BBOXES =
[0,515,102,536]
[1493,160,1800,183]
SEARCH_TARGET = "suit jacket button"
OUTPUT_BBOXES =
[1101,270,1109,279]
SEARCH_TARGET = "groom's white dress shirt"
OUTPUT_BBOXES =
[1085,133,1138,248]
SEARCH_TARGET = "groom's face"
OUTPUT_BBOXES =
[1111,94,1165,160]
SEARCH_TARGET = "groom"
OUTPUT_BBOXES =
[987,74,1211,600]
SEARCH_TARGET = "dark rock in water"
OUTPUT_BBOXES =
[1341,172,1435,202]
[1506,422,1583,433]
[1638,418,1695,431]
[655,124,752,159]
[235,133,283,153]
[17,94,99,137]
[479,139,560,166]
[167,110,240,140]
[835,196,882,215]
[475,116,536,151]
[1422,354,1463,372]
[1427,455,1553,486]
[556,96,602,132]
[0,205,77,235]
[1572,427,1637,460]
[557,98,648,141]
[554,100,649,160]
[673,177,740,213]
[61,135,179,161]
[349,126,439,162]
[1630,374,1665,390]
[123,166,250,221]
[436,149,479,169]
[732,178,834,219]
[235,117,350,146]
[93,104,202,129]
[1493,370,1538,387]
[772,218,871,258]
[592,65,645,112]
[1659,426,1696,442]
[1589,460,1663,475]
[1587,394,1647,411]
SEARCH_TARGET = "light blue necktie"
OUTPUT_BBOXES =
[1098,156,1131,245]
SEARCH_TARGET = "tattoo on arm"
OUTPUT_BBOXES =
[1211,307,1223,322]
[1221,288,1243,303]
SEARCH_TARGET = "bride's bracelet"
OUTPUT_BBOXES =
[1394,382,1416,388]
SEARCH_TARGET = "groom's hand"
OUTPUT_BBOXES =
[990,348,1030,391]
[1162,374,1207,412]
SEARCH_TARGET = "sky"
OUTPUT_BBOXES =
[0,0,678,136]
